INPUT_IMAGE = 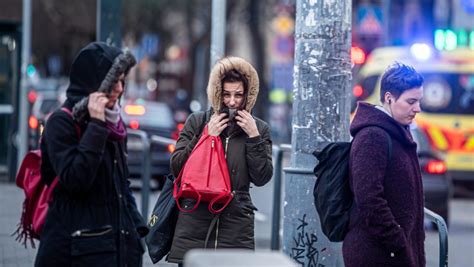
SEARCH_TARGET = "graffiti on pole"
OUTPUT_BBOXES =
[290,214,327,267]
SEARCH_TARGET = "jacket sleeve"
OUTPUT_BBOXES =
[245,122,273,186]
[170,112,202,177]
[44,111,109,193]
[350,127,408,253]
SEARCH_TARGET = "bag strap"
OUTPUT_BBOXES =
[173,175,202,213]
[60,107,81,138]
[382,130,392,162]
[208,191,234,214]
[204,214,221,248]
[197,110,210,137]
[350,128,392,215]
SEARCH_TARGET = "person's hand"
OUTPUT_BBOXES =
[207,113,229,136]
[87,92,108,121]
[235,110,259,138]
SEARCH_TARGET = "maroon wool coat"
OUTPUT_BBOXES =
[342,102,425,267]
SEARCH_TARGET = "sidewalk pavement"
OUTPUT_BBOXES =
[0,182,176,267]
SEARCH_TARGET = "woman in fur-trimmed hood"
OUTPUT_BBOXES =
[167,56,273,264]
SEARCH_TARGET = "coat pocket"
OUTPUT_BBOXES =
[225,197,257,218]
[71,225,117,267]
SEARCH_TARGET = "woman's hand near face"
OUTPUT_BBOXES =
[236,110,259,138]
[88,92,109,121]
[207,113,229,136]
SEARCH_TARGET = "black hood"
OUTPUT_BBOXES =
[65,42,122,107]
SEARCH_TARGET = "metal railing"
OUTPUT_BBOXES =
[127,129,151,219]
[270,144,449,267]
[127,129,177,220]
[424,207,449,267]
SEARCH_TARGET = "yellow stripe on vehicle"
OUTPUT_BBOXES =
[464,136,474,151]
[427,127,449,151]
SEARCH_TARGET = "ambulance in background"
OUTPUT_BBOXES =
[352,44,474,194]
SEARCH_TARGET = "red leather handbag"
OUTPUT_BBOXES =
[14,108,79,247]
[173,125,233,214]
[15,150,59,242]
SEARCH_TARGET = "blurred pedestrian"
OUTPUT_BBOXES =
[167,56,273,265]
[343,62,425,267]
[35,42,148,266]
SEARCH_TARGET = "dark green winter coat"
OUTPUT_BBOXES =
[167,57,273,264]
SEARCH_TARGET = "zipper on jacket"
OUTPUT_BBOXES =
[207,139,214,188]
[71,225,113,237]
[224,132,238,158]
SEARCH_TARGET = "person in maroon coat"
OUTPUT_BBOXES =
[343,63,425,267]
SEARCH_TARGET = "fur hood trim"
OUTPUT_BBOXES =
[207,56,259,112]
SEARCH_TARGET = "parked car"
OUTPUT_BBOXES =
[411,126,452,226]
[121,99,178,189]
[28,79,67,149]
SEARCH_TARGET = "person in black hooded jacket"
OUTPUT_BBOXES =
[35,42,148,267]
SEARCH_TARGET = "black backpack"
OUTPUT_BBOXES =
[312,130,391,242]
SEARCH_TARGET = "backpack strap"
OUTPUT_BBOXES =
[197,109,210,137]
[60,107,81,138]
[204,214,221,248]
[349,128,393,226]
[382,130,392,162]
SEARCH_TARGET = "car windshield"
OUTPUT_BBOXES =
[420,73,474,115]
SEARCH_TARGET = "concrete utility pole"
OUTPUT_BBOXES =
[97,0,122,47]
[17,0,32,170]
[283,1,352,267]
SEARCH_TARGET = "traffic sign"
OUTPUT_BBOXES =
[357,6,383,35]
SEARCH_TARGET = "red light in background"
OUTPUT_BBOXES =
[28,90,37,104]
[167,144,176,153]
[353,85,364,98]
[351,46,366,65]
[425,160,447,174]
[172,123,185,140]
[29,115,38,129]
[129,120,139,129]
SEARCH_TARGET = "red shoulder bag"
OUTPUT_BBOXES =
[173,125,233,214]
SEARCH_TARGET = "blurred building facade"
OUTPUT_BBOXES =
[1,0,473,147]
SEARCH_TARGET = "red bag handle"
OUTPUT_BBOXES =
[173,175,202,213]
[208,191,234,214]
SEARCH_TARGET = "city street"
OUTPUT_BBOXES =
[2,180,473,266]
[0,0,473,266]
